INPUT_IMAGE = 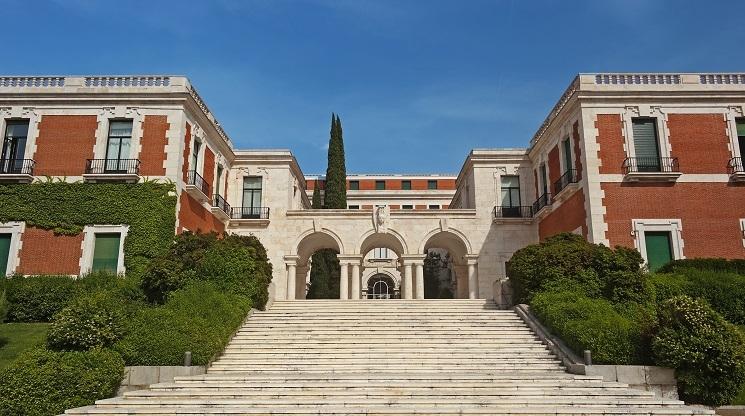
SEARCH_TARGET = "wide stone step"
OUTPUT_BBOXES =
[174,372,606,382]
[154,380,627,389]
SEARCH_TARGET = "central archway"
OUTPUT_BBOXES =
[356,230,407,299]
[366,273,396,299]
[420,229,474,299]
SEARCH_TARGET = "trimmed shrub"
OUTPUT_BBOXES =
[659,258,745,275]
[114,282,251,366]
[3,275,79,322]
[531,290,652,364]
[652,296,745,406]
[47,291,128,351]
[0,347,124,415]
[507,233,644,304]
[140,257,194,304]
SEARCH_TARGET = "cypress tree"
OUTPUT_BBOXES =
[311,180,322,209]
[324,114,347,209]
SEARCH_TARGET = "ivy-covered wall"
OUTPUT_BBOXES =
[0,181,177,277]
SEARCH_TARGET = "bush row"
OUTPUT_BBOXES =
[659,258,745,275]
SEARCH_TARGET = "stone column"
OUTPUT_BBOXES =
[339,262,349,300]
[414,262,424,299]
[403,262,413,299]
[467,260,478,299]
[284,255,299,300]
[350,262,361,300]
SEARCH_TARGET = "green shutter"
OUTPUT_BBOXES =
[563,139,572,173]
[91,233,121,273]
[0,234,11,275]
[645,231,673,272]
[736,119,745,137]
[632,118,661,170]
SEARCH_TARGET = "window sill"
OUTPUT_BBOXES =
[210,207,231,223]
[553,182,580,202]
[623,171,682,183]
[228,218,270,227]
[533,204,553,220]
[82,173,140,184]
[0,173,33,184]
[493,216,533,225]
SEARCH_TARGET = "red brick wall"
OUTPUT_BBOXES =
[34,115,97,176]
[139,115,169,176]
[203,147,215,196]
[667,114,730,174]
[177,192,225,234]
[596,114,626,174]
[572,121,584,179]
[602,182,745,258]
[548,145,561,196]
[182,123,191,182]
[538,190,587,241]
[17,227,83,275]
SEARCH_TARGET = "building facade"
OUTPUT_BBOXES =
[1,73,744,302]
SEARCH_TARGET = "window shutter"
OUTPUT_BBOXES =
[644,231,673,272]
[91,233,121,273]
[0,234,11,274]
[632,118,660,160]
[736,119,745,137]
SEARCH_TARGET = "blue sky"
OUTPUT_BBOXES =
[4,0,745,174]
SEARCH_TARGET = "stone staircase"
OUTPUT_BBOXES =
[67,300,712,415]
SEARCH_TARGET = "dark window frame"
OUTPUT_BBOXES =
[500,175,521,208]
[401,180,411,190]
[427,180,438,190]
[375,180,385,190]
[349,180,359,190]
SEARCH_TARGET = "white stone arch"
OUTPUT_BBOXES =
[293,228,345,266]
[357,228,409,256]
[418,227,473,258]
[361,268,400,288]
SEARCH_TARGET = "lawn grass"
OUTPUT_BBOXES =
[0,323,50,370]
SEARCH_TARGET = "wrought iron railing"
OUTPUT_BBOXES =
[0,159,34,175]
[85,159,140,175]
[553,169,579,195]
[186,170,210,196]
[230,206,270,220]
[494,206,533,219]
[623,157,679,174]
[728,157,744,174]
[212,194,231,216]
[532,193,551,213]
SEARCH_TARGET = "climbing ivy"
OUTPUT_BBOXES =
[0,180,177,277]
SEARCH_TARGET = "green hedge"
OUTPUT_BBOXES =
[0,347,124,415]
[659,258,745,275]
[649,270,745,326]
[506,233,645,304]
[653,296,745,406]
[47,291,130,351]
[0,181,177,276]
[114,282,251,366]
[531,290,652,365]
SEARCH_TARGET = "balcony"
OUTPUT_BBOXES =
[184,170,210,202]
[83,159,140,183]
[210,194,231,222]
[532,193,552,218]
[553,169,580,201]
[0,159,34,183]
[493,206,533,224]
[728,157,745,182]
[229,206,270,226]
[622,157,681,182]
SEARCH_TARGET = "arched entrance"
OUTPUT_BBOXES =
[289,230,343,300]
[366,273,396,299]
[420,230,476,299]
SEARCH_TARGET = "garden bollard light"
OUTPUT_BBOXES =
[184,351,192,367]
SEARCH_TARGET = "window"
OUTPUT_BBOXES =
[348,205,359,209]
[401,180,411,190]
[105,120,133,172]
[191,139,201,172]
[737,118,745,158]
[562,138,572,173]
[428,204,440,209]
[91,233,122,273]
[500,175,521,208]
[428,180,438,190]
[375,180,385,190]
[242,176,262,209]
[402,204,413,209]
[0,233,10,275]
[632,219,683,272]
[539,164,548,195]
[632,117,661,171]
[1,120,29,174]
[215,165,224,196]
[373,248,389,259]
[349,180,359,190]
